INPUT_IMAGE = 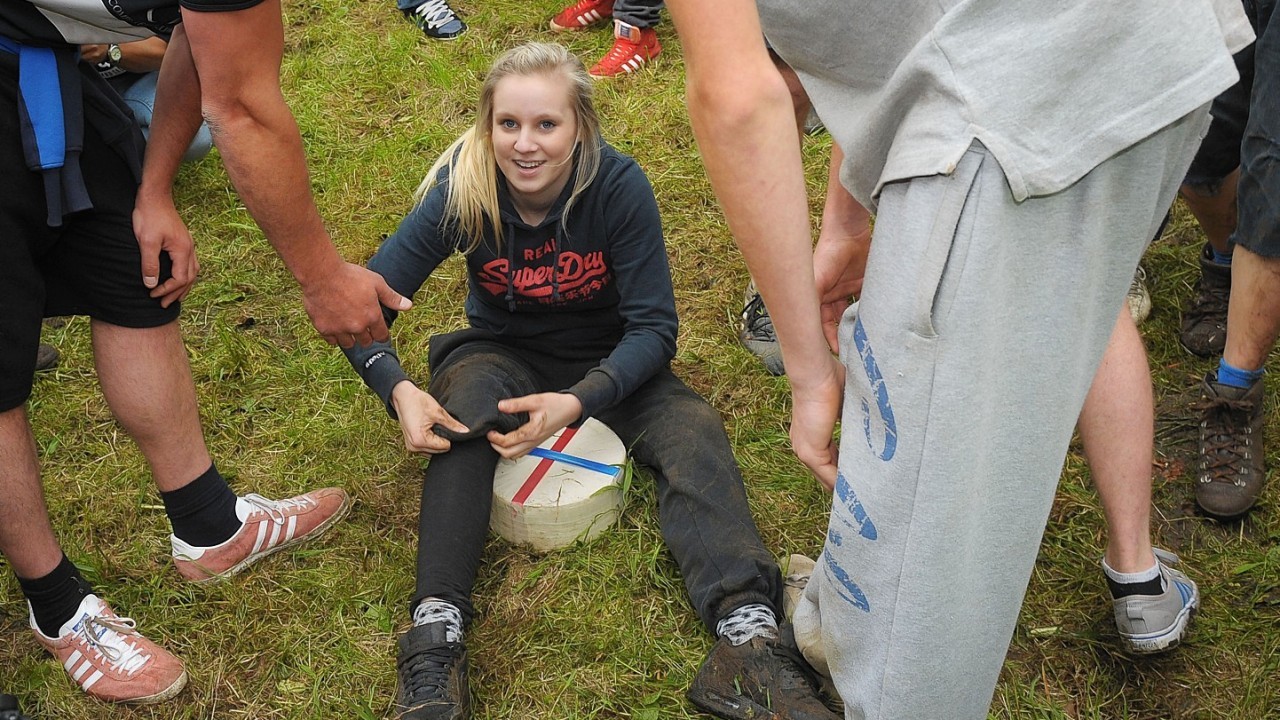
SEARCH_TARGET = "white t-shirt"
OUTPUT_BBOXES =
[759,0,1254,207]
[1,0,263,45]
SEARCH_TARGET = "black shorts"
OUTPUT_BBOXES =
[1,53,178,412]
[1184,0,1280,257]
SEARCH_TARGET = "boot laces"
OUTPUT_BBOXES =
[1196,395,1255,485]
[1185,276,1230,324]
[399,643,458,702]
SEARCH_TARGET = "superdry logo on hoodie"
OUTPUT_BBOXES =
[477,242,611,304]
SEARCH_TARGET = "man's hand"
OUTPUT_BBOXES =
[789,353,845,491]
[132,193,200,307]
[487,393,584,460]
[812,225,870,354]
[80,44,108,63]
[391,381,468,455]
[302,263,412,348]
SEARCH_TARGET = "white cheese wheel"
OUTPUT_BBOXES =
[490,417,627,552]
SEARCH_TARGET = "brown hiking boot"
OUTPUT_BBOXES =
[688,631,840,720]
[1195,374,1266,519]
[1180,245,1231,358]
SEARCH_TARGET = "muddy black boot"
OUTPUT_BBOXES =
[0,694,31,720]
[395,622,470,720]
[688,631,840,720]
[34,344,59,372]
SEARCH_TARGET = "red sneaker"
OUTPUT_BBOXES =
[32,594,187,704]
[590,21,661,78]
[171,488,350,583]
[549,0,614,31]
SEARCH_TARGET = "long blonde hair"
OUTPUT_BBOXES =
[415,42,603,253]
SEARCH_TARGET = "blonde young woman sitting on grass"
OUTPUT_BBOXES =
[343,42,837,720]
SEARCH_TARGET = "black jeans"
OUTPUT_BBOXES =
[410,334,782,633]
[1184,0,1280,256]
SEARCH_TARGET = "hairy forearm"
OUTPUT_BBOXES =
[180,0,342,290]
[204,93,342,285]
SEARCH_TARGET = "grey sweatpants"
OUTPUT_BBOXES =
[792,108,1211,720]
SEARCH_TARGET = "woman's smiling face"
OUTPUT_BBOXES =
[491,72,578,215]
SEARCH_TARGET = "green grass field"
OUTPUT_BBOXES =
[2,1,1278,718]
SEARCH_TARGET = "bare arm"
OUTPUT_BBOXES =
[82,37,168,73]
[160,0,409,347]
[813,145,873,352]
[133,25,204,306]
[666,0,843,489]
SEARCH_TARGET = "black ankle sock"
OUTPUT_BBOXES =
[18,554,93,637]
[161,463,241,547]
[1106,575,1164,599]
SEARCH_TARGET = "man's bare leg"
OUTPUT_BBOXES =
[91,319,211,492]
[1223,245,1280,371]
[1180,168,1240,255]
[0,406,64,579]
[1079,310,1154,573]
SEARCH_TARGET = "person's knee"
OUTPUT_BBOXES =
[1181,175,1233,198]
[0,402,30,423]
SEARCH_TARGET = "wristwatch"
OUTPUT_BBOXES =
[95,43,127,79]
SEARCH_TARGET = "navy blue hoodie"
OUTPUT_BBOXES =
[345,140,678,422]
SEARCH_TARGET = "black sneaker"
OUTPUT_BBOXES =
[1180,244,1231,358]
[35,343,59,372]
[402,0,466,40]
[1195,374,1266,519]
[688,632,840,720]
[395,622,470,720]
[0,694,31,720]
[740,287,785,376]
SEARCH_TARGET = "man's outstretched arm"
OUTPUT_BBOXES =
[142,0,409,347]
[666,0,843,489]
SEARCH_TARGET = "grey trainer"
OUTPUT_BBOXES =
[740,284,785,376]
[1111,549,1199,654]
[1180,244,1231,358]
[1195,374,1266,519]
[1127,265,1152,325]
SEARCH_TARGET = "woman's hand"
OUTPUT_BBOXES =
[391,381,469,455]
[487,393,583,459]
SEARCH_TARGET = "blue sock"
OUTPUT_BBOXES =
[1210,245,1233,265]
[1217,358,1263,389]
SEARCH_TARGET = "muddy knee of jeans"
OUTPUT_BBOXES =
[1181,176,1232,197]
